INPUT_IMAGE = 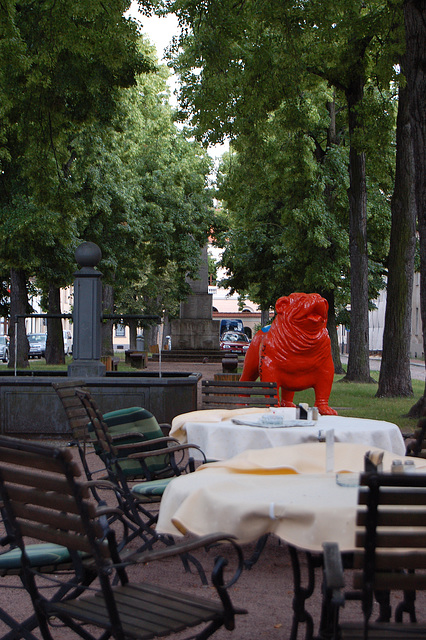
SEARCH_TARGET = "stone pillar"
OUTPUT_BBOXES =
[68,242,106,378]
[170,245,220,350]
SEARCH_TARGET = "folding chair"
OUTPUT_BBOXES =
[56,383,211,582]
[405,414,426,458]
[323,472,426,639]
[0,435,247,640]
[53,380,206,501]
[0,497,100,639]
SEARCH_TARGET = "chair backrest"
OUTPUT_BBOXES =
[52,379,91,444]
[201,380,279,409]
[406,415,426,458]
[0,436,110,563]
[75,389,172,480]
[75,388,119,459]
[103,407,172,478]
[55,382,169,479]
[354,472,426,624]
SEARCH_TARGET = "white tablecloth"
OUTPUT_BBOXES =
[170,409,405,460]
[156,442,426,552]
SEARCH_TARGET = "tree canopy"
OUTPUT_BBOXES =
[164,0,401,377]
[0,1,214,364]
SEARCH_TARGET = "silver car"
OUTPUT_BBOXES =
[28,333,47,359]
[0,335,9,363]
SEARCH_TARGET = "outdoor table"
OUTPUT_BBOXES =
[157,442,426,640]
[170,408,406,460]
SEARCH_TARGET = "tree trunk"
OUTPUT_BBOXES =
[323,290,344,374]
[128,319,138,350]
[45,284,65,365]
[144,325,159,350]
[261,308,270,327]
[377,83,416,397]
[344,76,373,383]
[101,284,114,356]
[404,0,426,416]
[8,268,29,369]
[323,95,344,375]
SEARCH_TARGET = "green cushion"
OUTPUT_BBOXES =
[0,543,72,573]
[131,478,173,502]
[90,407,170,478]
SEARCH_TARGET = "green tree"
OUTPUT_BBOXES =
[164,0,402,382]
[70,46,213,353]
[215,80,393,373]
[0,0,152,367]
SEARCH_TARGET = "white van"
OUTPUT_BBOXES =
[63,330,73,355]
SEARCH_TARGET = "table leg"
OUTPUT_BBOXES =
[288,545,322,640]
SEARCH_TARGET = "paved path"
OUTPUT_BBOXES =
[147,354,426,382]
[340,354,425,381]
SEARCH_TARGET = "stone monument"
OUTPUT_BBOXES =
[170,245,220,350]
[67,241,106,377]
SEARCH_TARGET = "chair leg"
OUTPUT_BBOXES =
[0,607,41,640]
[395,588,417,623]
[244,534,269,570]
[375,589,392,622]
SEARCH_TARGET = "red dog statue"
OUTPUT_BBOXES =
[240,292,337,415]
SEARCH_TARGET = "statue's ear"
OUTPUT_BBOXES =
[275,296,290,314]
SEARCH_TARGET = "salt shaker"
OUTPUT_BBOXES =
[404,460,416,473]
[391,459,404,473]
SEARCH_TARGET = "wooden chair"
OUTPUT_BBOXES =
[201,379,279,409]
[405,415,426,457]
[0,435,246,640]
[0,497,101,639]
[53,380,204,485]
[323,472,426,639]
[66,385,211,583]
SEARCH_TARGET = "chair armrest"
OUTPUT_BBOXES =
[322,542,345,606]
[124,532,244,586]
[85,479,118,491]
[123,532,246,624]
[125,532,236,564]
[110,432,146,444]
[405,437,416,455]
[160,423,171,436]
[113,436,181,451]
[125,443,207,463]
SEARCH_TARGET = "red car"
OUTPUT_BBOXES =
[220,331,251,354]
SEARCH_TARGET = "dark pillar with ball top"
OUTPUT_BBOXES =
[68,241,106,378]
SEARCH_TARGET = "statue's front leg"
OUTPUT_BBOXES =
[314,379,337,415]
[280,388,296,407]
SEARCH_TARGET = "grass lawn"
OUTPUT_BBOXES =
[293,371,423,433]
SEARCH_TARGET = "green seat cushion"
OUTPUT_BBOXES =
[131,478,173,501]
[0,543,72,574]
[90,407,170,478]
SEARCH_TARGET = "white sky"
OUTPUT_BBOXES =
[126,3,228,162]
[126,4,180,63]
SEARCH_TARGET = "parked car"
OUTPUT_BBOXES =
[219,331,251,354]
[0,335,9,363]
[28,333,47,358]
[219,318,244,337]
